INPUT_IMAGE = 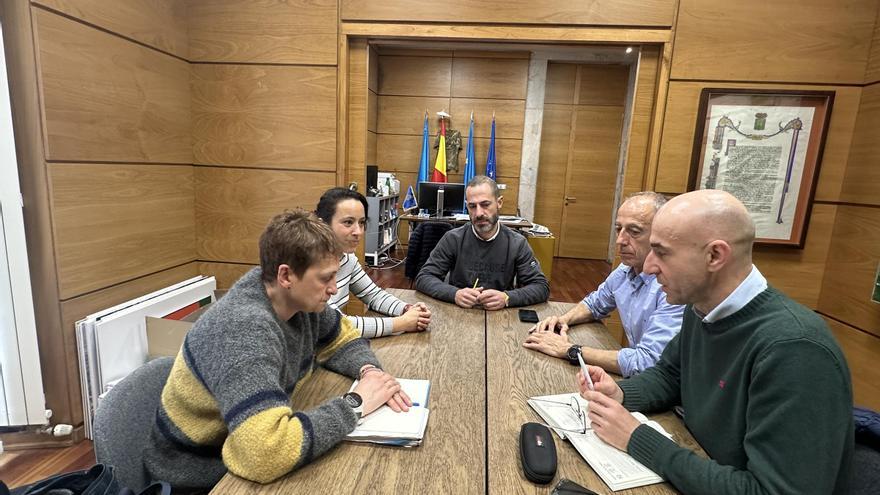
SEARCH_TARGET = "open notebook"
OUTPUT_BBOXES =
[345,378,430,447]
[528,392,674,491]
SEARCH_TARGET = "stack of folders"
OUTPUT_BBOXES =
[345,378,430,447]
[528,392,674,491]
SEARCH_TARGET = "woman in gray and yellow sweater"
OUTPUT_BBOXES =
[143,210,411,492]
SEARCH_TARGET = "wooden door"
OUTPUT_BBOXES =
[536,64,628,259]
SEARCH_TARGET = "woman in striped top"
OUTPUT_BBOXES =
[316,188,432,338]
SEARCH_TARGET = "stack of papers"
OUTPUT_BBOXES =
[346,378,430,447]
[528,392,673,491]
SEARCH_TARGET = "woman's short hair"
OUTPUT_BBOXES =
[259,209,341,282]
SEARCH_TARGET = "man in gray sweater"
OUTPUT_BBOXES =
[415,176,549,310]
[143,210,411,491]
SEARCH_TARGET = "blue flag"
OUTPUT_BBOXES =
[417,112,430,185]
[402,185,418,211]
[485,115,496,180]
[463,112,476,211]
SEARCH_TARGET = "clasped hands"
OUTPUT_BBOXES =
[454,287,507,310]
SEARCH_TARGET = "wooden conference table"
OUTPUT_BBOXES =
[212,290,700,494]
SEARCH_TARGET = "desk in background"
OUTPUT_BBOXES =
[211,291,699,494]
[399,213,533,230]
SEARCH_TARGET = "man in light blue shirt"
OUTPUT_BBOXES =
[523,192,684,377]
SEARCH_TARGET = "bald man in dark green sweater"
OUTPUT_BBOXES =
[578,190,853,494]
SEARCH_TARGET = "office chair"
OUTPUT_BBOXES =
[404,221,453,285]
[93,356,174,491]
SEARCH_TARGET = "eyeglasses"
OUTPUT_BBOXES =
[530,396,590,435]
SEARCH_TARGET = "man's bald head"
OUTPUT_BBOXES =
[654,189,755,265]
[644,190,756,310]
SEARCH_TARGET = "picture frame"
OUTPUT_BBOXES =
[688,89,834,248]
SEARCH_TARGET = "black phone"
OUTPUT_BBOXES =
[519,309,539,323]
[551,478,598,495]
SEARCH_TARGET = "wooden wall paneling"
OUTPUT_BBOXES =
[655,82,861,196]
[534,104,573,248]
[187,0,336,64]
[368,45,379,92]
[34,9,191,163]
[377,95,451,135]
[1,0,69,428]
[378,56,452,97]
[341,0,675,26]
[337,34,349,185]
[544,62,577,105]
[191,64,337,171]
[867,7,880,84]
[59,263,199,426]
[375,47,454,57]
[672,0,876,84]
[497,180,519,215]
[348,39,369,186]
[367,131,377,166]
[819,205,880,336]
[577,65,629,106]
[622,45,660,195]
[825,317,880,411]
[449,98,525,139]
[451,57,529,99]
[342,23,672,45]
[33,0,188,58]
[642,41,672,191]
[49,163,196,299]
[376,133,427,173]
[198,262,256,290]
[753,204,836,309]
[368,91,378,133]
[840,83,880,204]
[473,138,522,179]
[195,168,335,263]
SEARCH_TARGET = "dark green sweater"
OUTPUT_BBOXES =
[619,287,853,494]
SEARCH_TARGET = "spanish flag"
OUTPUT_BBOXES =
[431,116,447,182]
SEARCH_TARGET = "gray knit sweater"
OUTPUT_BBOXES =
[414,223,550,307]
[142,268,381,491]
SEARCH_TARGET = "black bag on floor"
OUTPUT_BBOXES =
[1,464,169,495]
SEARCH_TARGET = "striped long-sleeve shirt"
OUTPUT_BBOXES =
[328,253,408,338]
[142,268,381,491]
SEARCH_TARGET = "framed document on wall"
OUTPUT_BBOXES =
[688,89,834,248]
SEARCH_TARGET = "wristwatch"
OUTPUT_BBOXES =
[566,345,583,366]
[342,392,364,419]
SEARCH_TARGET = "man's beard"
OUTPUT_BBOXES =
[474,213,499,234]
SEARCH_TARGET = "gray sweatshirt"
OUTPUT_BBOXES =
[414,223,550,307]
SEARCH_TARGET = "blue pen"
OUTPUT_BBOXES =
[412,402,420,407]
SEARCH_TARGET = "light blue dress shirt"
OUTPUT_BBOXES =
[701,265,768,323]
[583,264,685,377]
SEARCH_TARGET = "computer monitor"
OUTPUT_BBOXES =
[418,182,466,217]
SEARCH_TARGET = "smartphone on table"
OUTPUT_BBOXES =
[518,309,539,323]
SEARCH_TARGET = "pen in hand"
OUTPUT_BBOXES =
[472,278,479,289]
[577,351,594,391]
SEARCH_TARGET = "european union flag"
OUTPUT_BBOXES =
[486,114,496,180]
[402,185,418,211]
